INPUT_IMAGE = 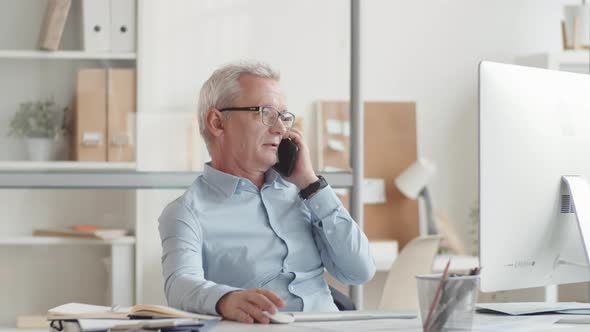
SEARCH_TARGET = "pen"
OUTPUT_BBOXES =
[424,258,451,332]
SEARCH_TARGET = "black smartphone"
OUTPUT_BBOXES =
[273,138,298,177]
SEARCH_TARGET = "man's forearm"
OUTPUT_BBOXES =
[304,186,376,284]
[165,273,242,315]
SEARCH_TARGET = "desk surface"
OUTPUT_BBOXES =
[206,313,588,332]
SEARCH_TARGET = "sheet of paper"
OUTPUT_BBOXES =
[78,319,142,331]
[217,320,324,331]
[78,318,206,332]
[556,315,590,324]
[471,314,562,331]
[476,302,590,315]
[363,178,386,204]
[326,119,343,135]
[294,318,422,332]
[342,121,350,136]
[322,166,346,172]
[327,139,346,152]
[333,188,349,197]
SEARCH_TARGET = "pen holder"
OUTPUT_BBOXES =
[416,274,479,332]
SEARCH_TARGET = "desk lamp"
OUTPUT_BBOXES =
[394,159,437,235]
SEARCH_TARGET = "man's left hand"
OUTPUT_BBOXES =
[284,128,319,190]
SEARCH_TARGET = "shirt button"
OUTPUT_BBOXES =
[314,205,320,210]
[288,285,294,292]
[241,182,246,186]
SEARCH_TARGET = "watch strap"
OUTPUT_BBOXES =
[299,175,328,200]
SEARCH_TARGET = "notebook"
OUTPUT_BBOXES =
[47,303,220,321]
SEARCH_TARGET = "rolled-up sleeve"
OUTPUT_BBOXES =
[304,186,376,284]
[158,200,241,315]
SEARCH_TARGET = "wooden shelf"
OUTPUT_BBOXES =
[0,236,136,245]
[0,161,137,172]
[0,50,136,60]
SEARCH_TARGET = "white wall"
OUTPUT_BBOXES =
[363,0,580,253]
[136,0,581,302]
[136,0,350,303]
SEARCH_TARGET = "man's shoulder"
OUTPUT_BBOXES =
[161,175,211,216]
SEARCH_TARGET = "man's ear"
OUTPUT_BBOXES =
[206,107,225,137]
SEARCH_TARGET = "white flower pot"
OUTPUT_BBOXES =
[26,138,59,161]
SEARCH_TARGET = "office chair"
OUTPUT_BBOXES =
[329,286,355,311]
[377,235,442,311]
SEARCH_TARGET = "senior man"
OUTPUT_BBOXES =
[158,60,375,324]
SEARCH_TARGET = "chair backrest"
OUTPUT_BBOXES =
[377,235,442,311]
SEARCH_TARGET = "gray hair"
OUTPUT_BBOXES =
[197,60,280,148]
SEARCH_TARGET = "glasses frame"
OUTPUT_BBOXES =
[218,105,295,129]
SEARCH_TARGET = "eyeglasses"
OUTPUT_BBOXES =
[219,105,295,129]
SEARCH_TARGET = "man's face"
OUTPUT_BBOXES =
[221,74,288,171]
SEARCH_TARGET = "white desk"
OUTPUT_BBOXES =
[206,314,589,332]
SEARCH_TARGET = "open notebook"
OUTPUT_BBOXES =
[47,303,220,321]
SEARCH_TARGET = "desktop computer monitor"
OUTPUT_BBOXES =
[479,61,590,292]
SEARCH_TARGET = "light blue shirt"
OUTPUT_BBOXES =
[158,163,375,315]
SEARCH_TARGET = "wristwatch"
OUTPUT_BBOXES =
[299,175,328,200]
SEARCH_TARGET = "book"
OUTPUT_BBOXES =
[128,304,219,320]
[47,303,220,321]
[39,0,72,51]
[33,227,127,240]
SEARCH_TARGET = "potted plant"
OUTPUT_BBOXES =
[8,98,69,161]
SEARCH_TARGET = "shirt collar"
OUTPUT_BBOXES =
[202,163,288,197]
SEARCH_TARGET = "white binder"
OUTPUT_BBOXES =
[82,0,111,51]
[110,0,136,52]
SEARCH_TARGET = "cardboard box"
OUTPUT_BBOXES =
[73,69,107,161]
[107,69,136,162]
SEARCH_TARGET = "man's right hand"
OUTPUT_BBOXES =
[216,288,285,324]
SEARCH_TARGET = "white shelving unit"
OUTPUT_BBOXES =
[0,0,139,328]
[516,50,590,74]
[0,236,135,245]
[0,236,135,308]
[0,162,136,171]
[0,50,136,60]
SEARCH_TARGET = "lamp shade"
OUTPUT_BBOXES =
[394,158,436,199]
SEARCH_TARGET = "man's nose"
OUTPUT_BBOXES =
[271,119,287,136]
